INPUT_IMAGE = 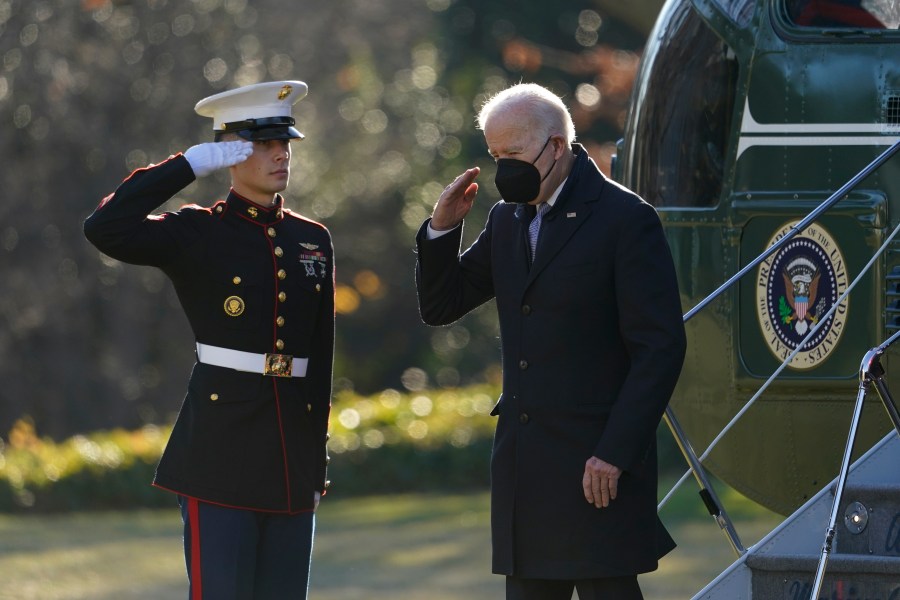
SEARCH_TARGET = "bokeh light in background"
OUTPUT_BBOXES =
[0,0,648,437]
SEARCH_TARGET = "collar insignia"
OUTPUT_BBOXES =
[247,207,258,218]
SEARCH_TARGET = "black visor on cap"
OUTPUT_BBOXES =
[219,116,305,141]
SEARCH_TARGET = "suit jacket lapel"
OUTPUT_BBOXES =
[525,146,603,285]
[526,202,592,284]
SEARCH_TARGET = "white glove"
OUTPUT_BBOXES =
[184,140,253,177]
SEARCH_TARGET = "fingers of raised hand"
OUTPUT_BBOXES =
[219,140,254,166]
[442,168,478,201]
[185,141,253,177]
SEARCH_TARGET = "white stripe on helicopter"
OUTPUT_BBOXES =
[737,99,900,158]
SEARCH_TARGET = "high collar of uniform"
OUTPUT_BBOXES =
[223,189,285,224]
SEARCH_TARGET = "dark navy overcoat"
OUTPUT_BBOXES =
[416,145,686,579]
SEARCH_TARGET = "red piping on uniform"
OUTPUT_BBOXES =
[265,226,293,510]
[235,211,267,225]
[228,189,285,227]
[188,497,203,600]
[272,381,293,509]
[97,192,114,210]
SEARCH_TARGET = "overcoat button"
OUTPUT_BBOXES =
[519,413,529,424]
[521,305,531,315]
[307,403,312,412]
[278,291,287,302]
[210,393,219,401]
[267,227,276,237]
[277,269,287,280]
[276,316,285,327]
[519,360,528,370]
[276,339,284,350]
[324,480,331,489]
[274,246,283,257]
[232,276,241,285]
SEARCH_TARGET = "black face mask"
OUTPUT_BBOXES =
[494,137,557,204]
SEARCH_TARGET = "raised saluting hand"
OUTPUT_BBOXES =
[184,140,254,177]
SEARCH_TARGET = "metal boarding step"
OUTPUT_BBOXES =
[747,553,900,599]
[747,481,900,599]
[693,434,900,599]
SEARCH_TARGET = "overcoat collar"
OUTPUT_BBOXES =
[525,144,604,283]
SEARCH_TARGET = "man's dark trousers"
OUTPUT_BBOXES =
[505,575,644,600]
[180,496,315,599]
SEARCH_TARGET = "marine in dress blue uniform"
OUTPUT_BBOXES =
[415,84,686,600]
[84,81,334,600]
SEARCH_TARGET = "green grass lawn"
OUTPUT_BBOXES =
[0,488,781,599]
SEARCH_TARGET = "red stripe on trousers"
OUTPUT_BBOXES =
[189,497,203,600]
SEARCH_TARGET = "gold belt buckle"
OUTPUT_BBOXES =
[264,353,293,377]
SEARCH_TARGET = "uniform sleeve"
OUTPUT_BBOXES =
[83,154,198,266]
[594,200,687,471]
[414,209,497,326]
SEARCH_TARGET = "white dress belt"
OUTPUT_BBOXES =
[196,342,308,378]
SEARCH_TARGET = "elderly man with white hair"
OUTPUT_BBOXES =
[416,82,686,599]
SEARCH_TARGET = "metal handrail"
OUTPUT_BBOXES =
[660,139,900,558]
[809,330,900,599]
[685,139,900,322]
[662,216,900,505]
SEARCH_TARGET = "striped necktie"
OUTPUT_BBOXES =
[528,202,548,263]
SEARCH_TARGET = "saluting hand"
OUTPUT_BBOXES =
[583,456,622,509]
[184,140,254,178]
[430,167,480,231]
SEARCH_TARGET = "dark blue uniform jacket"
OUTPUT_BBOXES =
[84,155,334,513]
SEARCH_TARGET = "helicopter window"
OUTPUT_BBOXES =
[785,0,900,29]
[888,96,900,125]
[626,2,738,208]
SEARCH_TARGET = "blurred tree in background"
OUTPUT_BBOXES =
[0,0,659,438]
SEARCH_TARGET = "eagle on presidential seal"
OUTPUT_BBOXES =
[780,256,822,337]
